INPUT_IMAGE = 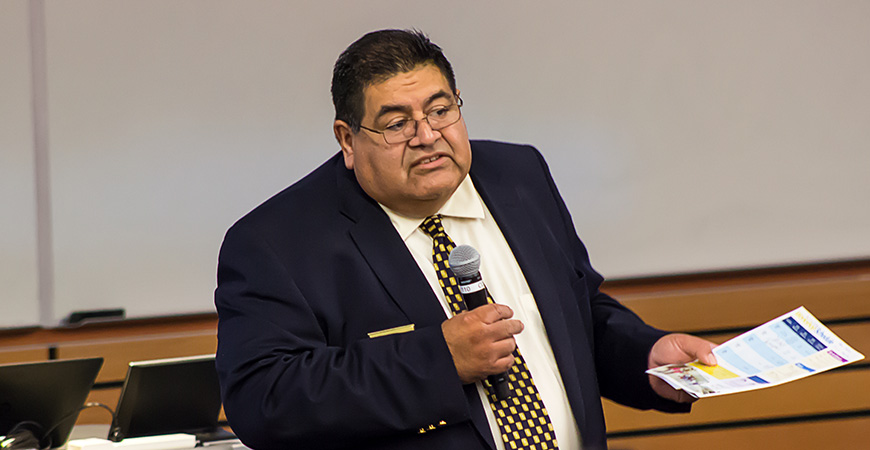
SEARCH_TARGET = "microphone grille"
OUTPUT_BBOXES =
[448,244,481,278]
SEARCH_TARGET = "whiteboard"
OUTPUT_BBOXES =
[0,0,39,328]
[12,0,870,325]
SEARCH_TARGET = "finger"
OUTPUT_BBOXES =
[683,337,718,366]
[698,342,718,366]
[493,352,518,373]
[491,335,518,357]
[475,303,514,324]
[495,318,524,339]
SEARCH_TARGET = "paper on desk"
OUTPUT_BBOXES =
[646,306,864,398]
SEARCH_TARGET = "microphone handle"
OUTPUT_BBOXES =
[459,284,488,310]
[458,275,512,400]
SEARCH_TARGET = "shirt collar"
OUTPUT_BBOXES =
[380,175,485,241]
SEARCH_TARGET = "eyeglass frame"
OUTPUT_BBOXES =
[358,97,463,144]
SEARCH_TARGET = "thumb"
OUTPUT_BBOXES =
[696,341,718,366]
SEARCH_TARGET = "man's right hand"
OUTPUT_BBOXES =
[441,303,524,384]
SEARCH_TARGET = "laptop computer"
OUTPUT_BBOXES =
[108,354,231,443]
[0,357,104,448]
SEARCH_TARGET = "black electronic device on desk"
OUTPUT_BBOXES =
[0,358,104,449]
[108,354,234,444]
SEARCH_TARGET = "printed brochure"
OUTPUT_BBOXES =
[646,306,864,398]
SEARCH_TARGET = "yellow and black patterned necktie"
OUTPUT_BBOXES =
[420,215,559,450]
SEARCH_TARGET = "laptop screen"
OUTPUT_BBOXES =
[0,357,103,448]
[109,354,221,442]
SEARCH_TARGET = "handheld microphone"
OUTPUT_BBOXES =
[448,244,512,400]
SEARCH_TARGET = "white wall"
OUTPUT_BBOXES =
[0,1,39,328]
[4,1,869,327]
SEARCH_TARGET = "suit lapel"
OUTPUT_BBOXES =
[337,164,447,328]
[470,156,590,430]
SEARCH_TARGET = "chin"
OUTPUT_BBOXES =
[418,179,461,199]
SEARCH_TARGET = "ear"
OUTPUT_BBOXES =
[333,120,355,170]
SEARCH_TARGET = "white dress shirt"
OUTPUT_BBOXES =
[380,175,581,450]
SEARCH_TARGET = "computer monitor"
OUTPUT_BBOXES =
[0,357,104,448]
[108,354,224,442]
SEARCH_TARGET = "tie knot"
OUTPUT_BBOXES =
[419,214,446,238]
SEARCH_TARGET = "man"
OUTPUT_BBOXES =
[215,29,716,450]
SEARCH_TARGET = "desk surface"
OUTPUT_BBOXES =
[65,425,245,450]
[68,424,111,442]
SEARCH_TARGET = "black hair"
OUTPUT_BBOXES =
[331,29,457,131]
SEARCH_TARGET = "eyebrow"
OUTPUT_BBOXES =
[373,90,454,123]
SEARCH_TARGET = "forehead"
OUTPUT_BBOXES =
[362,65,453,117]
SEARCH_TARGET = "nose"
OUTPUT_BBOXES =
[409,118,440,146]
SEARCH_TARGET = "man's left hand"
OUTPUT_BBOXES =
[647,333,718,403]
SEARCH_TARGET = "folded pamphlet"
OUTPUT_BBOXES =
[647,306,864,398]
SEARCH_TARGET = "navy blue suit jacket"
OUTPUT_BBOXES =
[215,141,687,450]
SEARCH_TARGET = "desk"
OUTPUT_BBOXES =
[65,425,247,450]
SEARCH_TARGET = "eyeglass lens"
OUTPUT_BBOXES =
[384,104,461,144]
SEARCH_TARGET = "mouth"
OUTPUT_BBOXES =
[413,153,449,169]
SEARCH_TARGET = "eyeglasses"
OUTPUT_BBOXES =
[359,97,463,144]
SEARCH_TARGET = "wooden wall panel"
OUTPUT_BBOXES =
[604,368,869,432]
[602,268,870,448]
[4,266,867,444]
[55,331,218,382]
[615,277,870,332]
[607,416,870,450]
[0,345,49,365]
